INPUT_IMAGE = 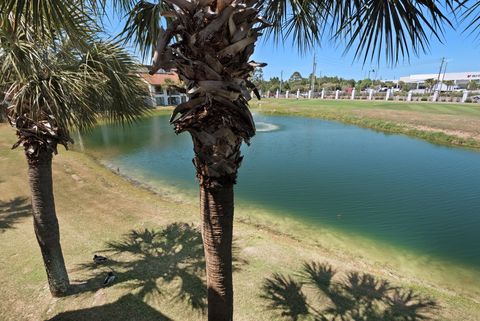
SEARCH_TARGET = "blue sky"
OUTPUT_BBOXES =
[104,7,480,81]
[251,26,480,81]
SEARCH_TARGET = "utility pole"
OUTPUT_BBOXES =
[368,67,375,80]
[280,70,283,93]
[310,52,317,93]
[441,61,448,90]
[436,57,445,92]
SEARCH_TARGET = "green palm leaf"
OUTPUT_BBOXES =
[1,18,149,149]
[0,0,96,43]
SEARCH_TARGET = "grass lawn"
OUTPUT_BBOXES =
[1,123,479,321]
[251,99,480,149]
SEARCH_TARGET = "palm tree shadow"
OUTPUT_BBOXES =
[73,223,207,312]
[72,222,247,313]
[46,293,173,321]
[0,197,31,232]
[261,261,438,321]
[260,273,309,321]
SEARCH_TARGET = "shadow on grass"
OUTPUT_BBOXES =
[47,293,172,321]
[71,222,247,315]
[72,222,207,312]
[0,197,31,232]
[261,261,438,321]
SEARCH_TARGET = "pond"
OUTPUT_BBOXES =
[83,113,480,269]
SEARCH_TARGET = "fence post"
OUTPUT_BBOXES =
[432,90,439,102]
[369,89,374,100]
[351,88,356,100]
[308,90,312,99]
[407,91,412,102]
[296,89,300,99]
[321,88,325,99]
[385,89,390,101]
[286,90,289,99]
[335,90,339,100]
[275,90,279,98]
[462,90,469,103]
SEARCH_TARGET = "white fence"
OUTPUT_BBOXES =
[262,89,478,103]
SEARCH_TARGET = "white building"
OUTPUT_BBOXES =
[137,66,188,107]
[400,71,480,90]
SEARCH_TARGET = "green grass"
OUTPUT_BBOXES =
[251,99,480,149]
[1,123,479,321]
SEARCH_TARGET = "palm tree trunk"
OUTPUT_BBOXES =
[27,148,69,297]
[182,113,247,321]
[200,184,234,321]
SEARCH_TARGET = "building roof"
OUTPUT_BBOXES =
[138,72,180,86]
[400,72,480,83]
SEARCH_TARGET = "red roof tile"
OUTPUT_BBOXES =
[139,72,180,86]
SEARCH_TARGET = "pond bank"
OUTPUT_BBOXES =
[1,121,479,320]
[251,99,480,149]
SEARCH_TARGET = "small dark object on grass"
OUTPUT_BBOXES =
[103,272,116,286]
[93,254,107,264]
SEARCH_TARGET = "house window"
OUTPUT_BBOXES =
[168,96,180,105]
[167,88,179,95]
[156,96,166,106]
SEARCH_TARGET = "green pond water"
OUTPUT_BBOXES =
[83,113,480,269]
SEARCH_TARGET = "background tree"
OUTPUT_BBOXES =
[384,81,395,88]
[0,8,149,296]
[268,77,281,92]
[357,79,373,91]
[289,71,303,82]
[424,79,436,93]
[251,68,264,89]
[444,80,455,91]
[468,80,479,90]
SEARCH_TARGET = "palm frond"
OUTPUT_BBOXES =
[457,0,480,38]
[259,0,457,63]
[1,18,149,148]
[336,0,456,64]
[79,41,150,126]
[118,1,168,59]
[0,0,96,43]
[261,0,329,52]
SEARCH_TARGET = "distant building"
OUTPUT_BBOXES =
[136,66,188,106]
[399,72,480,90]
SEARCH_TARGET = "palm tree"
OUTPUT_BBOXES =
[424,78,437,93]
[468,80,479,90]
[114,1,457,319]
[0,11,149,296]
[444,80,455,91]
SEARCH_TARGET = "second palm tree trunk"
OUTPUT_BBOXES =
[27,148,70,296]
